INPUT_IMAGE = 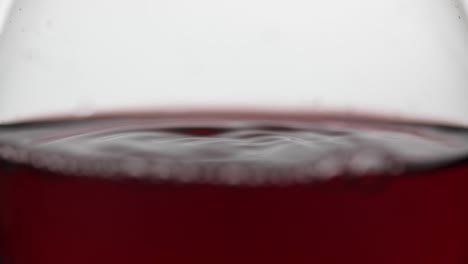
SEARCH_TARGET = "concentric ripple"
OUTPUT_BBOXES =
[1,116,468,185]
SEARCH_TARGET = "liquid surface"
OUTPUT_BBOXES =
[0,115,468,185]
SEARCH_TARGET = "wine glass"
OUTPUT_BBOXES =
[1,1,468,264]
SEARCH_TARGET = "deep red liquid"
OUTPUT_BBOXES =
[0,116,468,264]
[2,163,468,264]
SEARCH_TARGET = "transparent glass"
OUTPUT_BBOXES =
[0,0,467,125]
[2,1,468,264]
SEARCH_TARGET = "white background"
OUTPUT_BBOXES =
[0,0,468,126]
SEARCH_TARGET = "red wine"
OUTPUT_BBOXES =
[1,114,468,264]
